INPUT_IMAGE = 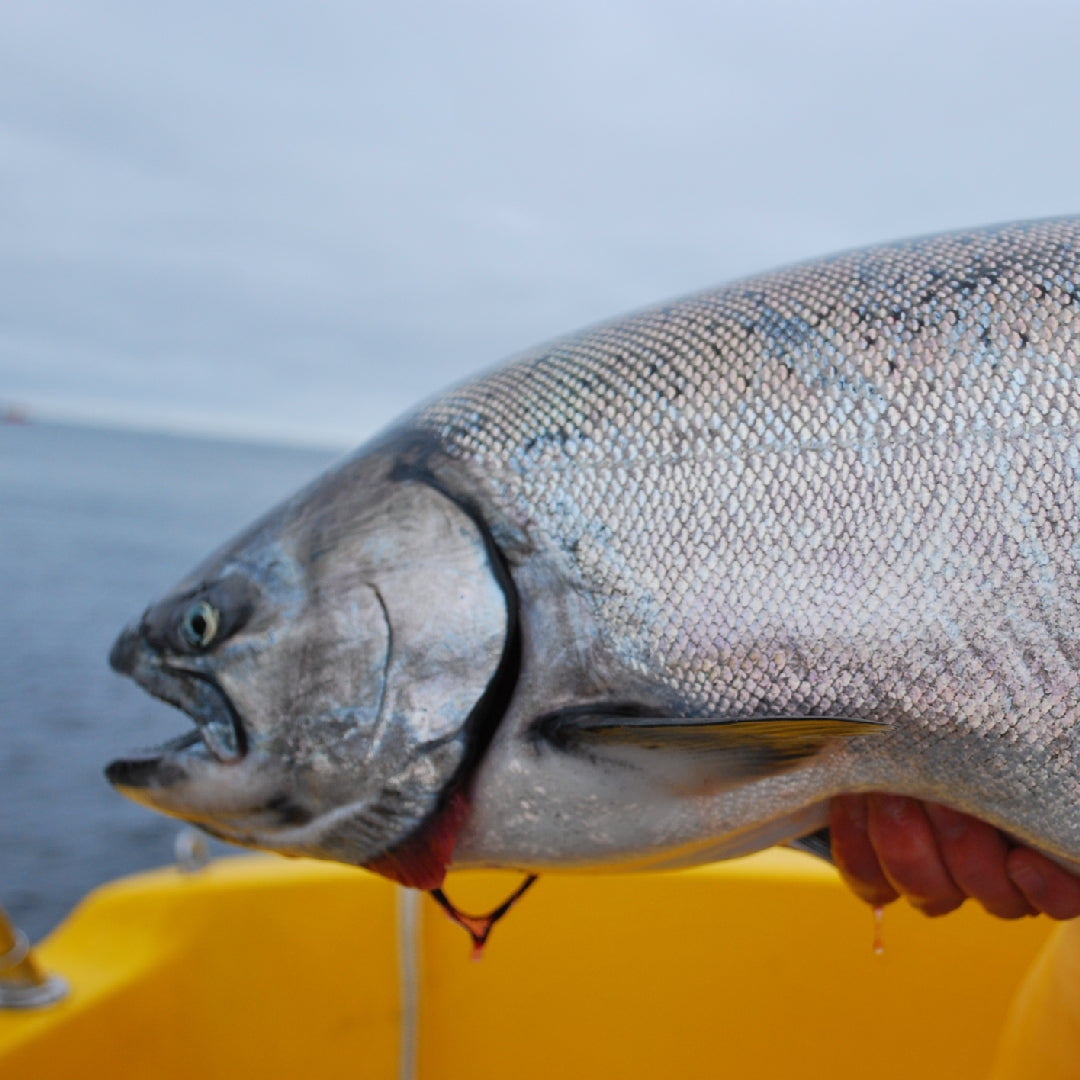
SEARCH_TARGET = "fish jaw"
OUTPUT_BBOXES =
[104,738,291,836]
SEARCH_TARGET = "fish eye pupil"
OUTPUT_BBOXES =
[180,600,220,650]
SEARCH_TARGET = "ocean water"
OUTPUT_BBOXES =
[0,421,340,941]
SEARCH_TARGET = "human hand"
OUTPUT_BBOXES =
[829,794,1080,920]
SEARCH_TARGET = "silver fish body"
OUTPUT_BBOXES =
[109,218,1080,886]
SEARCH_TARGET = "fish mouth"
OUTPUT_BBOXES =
[107,626,248,785]
[143,667,246,759]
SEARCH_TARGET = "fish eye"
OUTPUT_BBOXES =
[179,600,220,650]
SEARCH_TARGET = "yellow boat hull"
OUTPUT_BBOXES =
[1,849,1075,1078]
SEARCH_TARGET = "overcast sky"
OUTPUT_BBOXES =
[4,0,1080,448]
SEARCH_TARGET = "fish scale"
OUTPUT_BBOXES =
[416,218,1080,868]
[107,218,1080,891]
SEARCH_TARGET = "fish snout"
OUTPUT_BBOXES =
[109,622,144,674]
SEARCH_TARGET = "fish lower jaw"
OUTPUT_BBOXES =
[104,707,255,806]
[104,716,242,787]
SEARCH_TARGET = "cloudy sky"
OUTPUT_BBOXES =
[4,0,1080,448]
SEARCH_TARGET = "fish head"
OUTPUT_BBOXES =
[106,453,511,888]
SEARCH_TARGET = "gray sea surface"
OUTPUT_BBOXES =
[1,420,340,941]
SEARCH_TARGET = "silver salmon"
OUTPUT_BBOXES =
[107,218,1080,902]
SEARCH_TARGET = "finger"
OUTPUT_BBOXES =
[867,794,965,916]
[1007,848,1080,920]
[922,803,1035,919]
[829,794,899,907]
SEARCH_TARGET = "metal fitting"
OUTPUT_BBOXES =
[0,905,67,1009]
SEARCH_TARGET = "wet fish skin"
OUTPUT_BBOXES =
[415,217,1080,876]
[109,217,1080,886]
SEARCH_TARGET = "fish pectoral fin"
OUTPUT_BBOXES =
[537,708,885,786]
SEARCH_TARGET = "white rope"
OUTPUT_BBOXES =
[395,886,421,1080]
